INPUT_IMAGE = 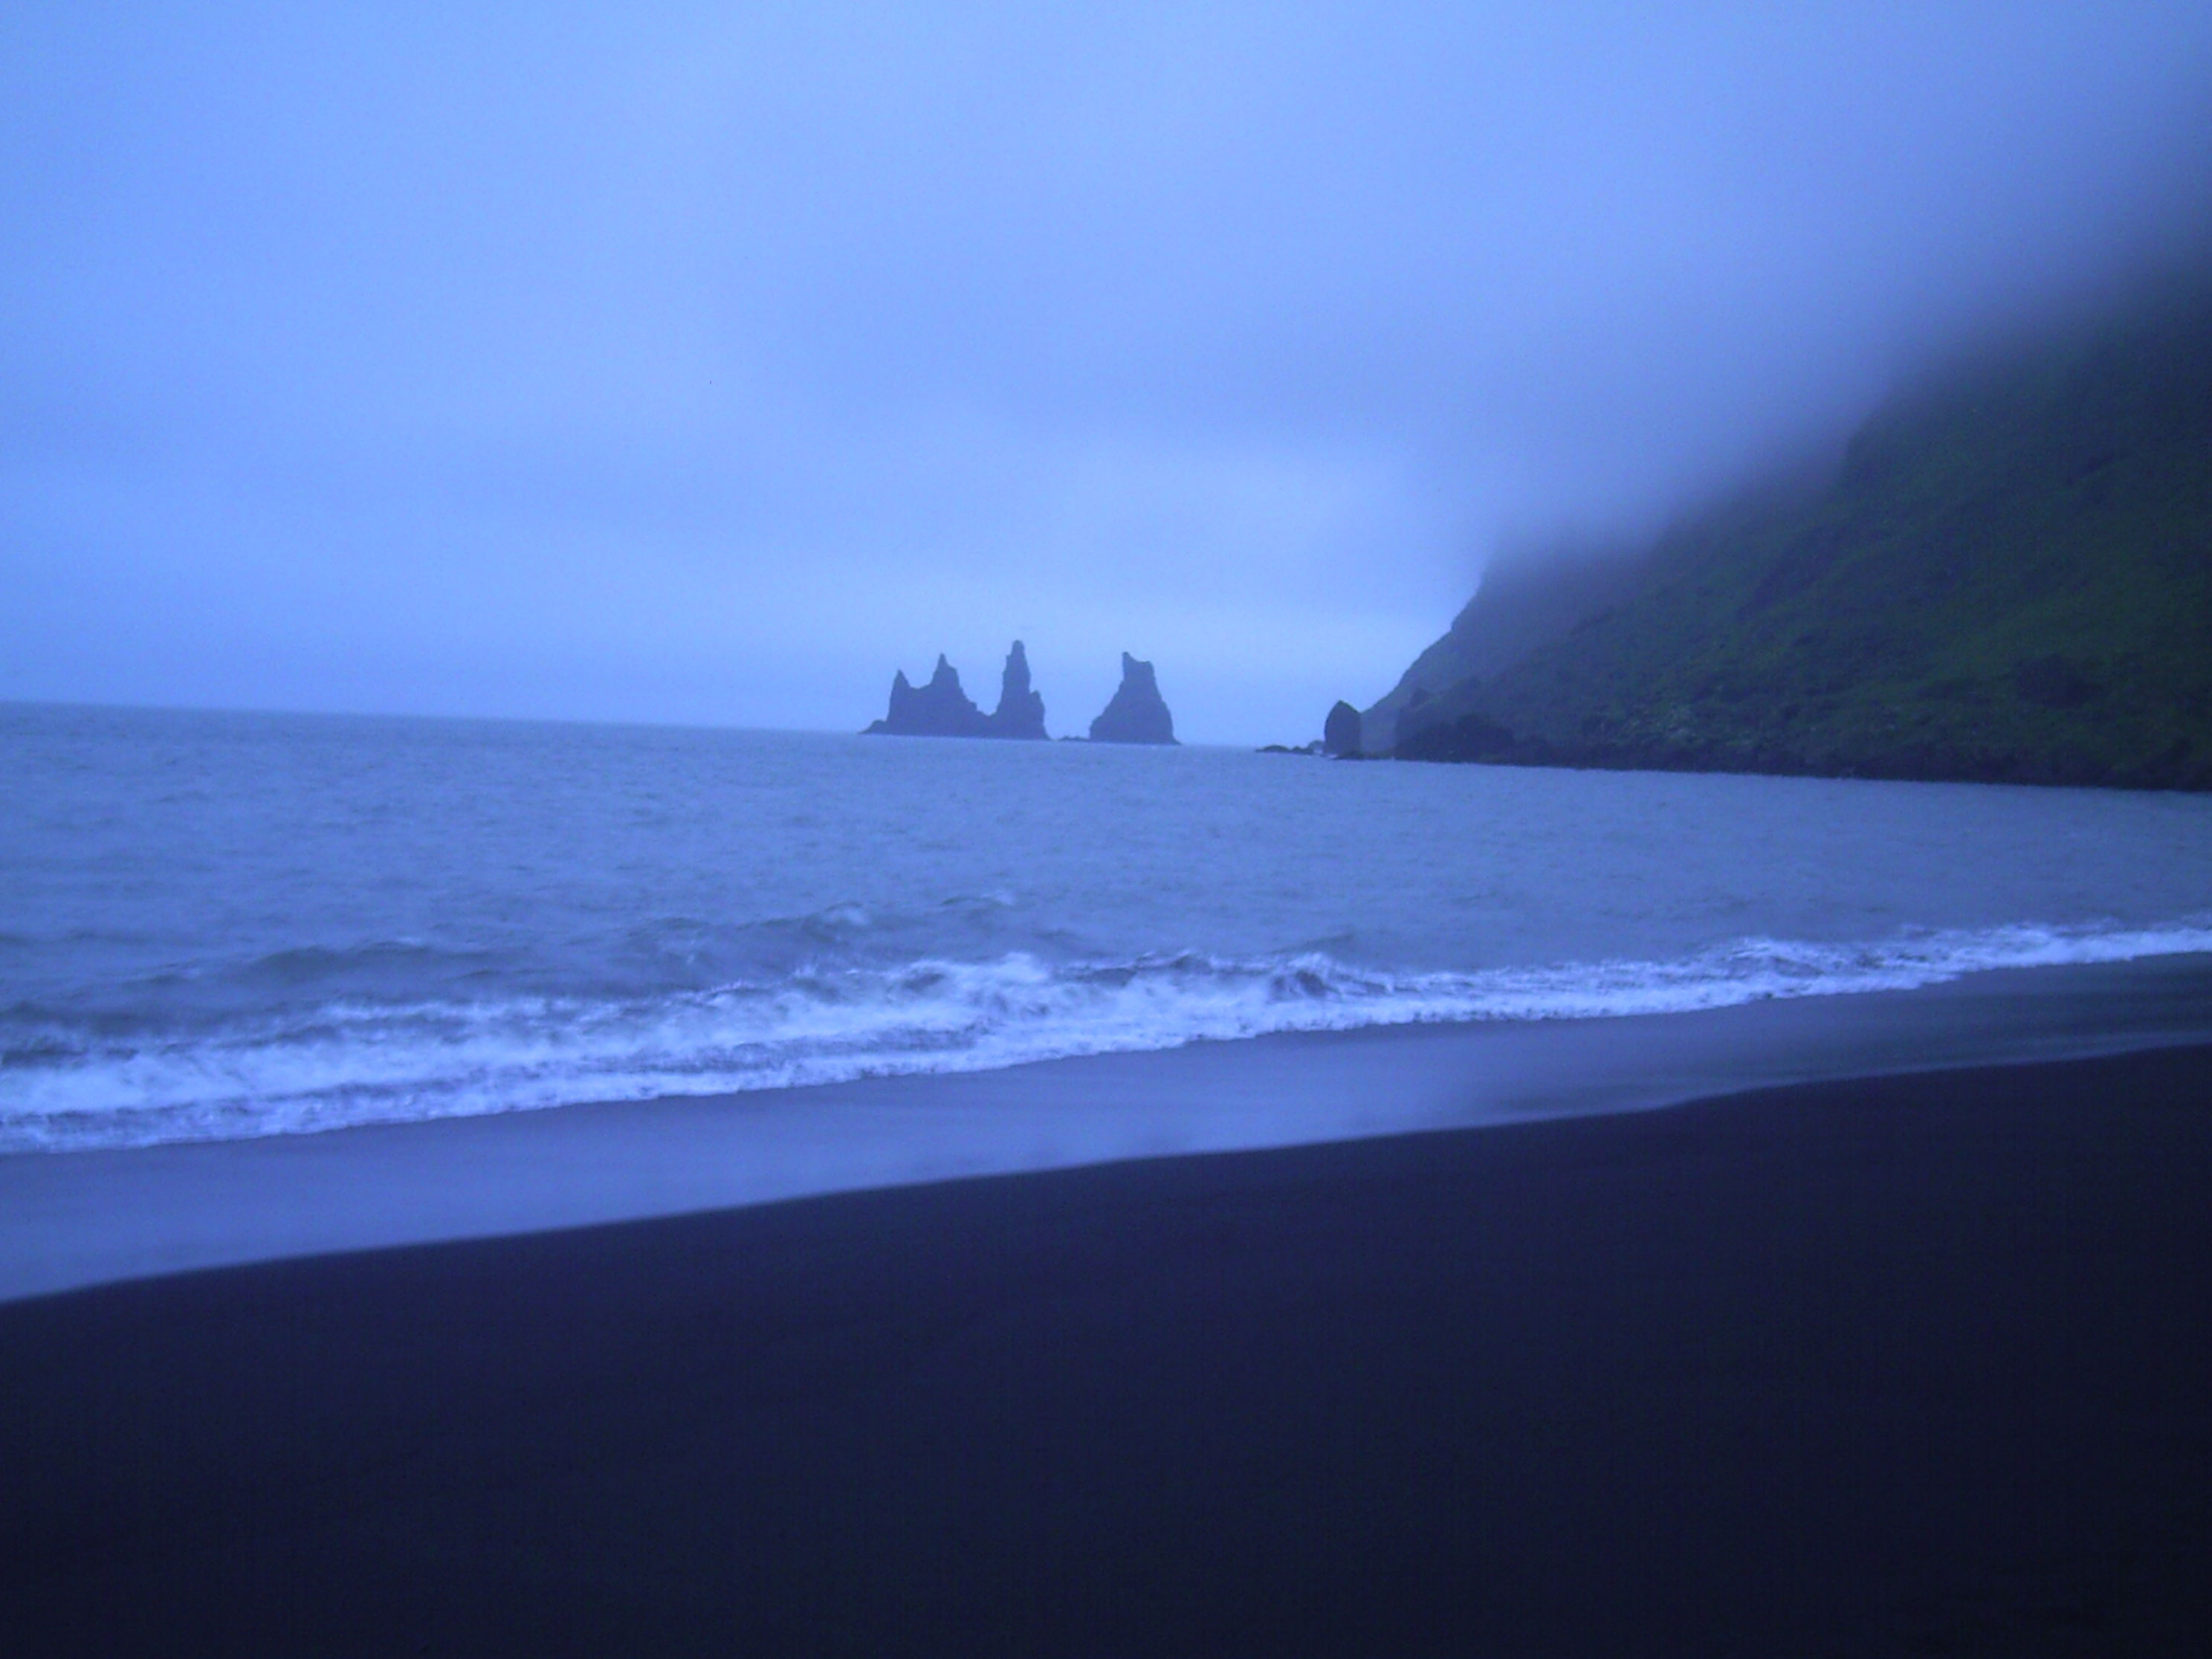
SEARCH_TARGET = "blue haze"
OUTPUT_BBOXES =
[5,5,2212,739]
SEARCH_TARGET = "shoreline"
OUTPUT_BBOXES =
[4,1041,2209,1654]
[4,951,2212,1303]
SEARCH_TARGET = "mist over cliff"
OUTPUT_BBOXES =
[1372,271,2212,789]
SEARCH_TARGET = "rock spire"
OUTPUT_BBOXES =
[1087,653,1177,745]
[863,644,1050,738]
[987,641,1048,739]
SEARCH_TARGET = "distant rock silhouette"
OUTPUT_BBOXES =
[864,643,1050,738]
[1323,700,1363,757]
[864,655,987,736]
[985,641,1048,738]
[1087,653,1177,744]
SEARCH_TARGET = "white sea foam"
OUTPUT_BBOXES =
[4,916,2208,1152]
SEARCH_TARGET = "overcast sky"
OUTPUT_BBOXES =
[5,3,2211,741]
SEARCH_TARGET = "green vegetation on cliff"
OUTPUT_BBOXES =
[1391,282,2212,789]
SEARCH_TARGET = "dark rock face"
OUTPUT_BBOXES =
[1323,700,1363,757]
[865,655,989,736]
[1087,653,1177,744]
[2014,655,2103,711]
[864,644,1051,738]
[985,641,1048,738]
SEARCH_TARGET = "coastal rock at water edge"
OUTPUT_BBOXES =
[1323,700,1363,757]
[864,641,1050,738]
[988,641,1048,739]
[1087,653,1178,744]
[864,654,988,737]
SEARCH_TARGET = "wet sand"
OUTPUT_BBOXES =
[4,1042,2209,1655]
[8,953,2211,1304]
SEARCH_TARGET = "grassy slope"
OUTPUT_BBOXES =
[1358,543,1643,750]
[1402,285,2212,789]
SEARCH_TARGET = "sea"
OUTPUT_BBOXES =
[4,701,2211,1154]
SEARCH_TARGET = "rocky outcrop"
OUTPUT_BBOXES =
[985,641,1048,738]
[1087,653,1177,744]
[1323,700,1363,757]
[864,643,1052,738]
[864,655,989,736]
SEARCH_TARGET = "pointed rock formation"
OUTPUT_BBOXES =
[983,640,1048,738]
[864,643,1050,738]
[1087,653,1177,745]
[1323,700,1363,757]
[864,654,990,737]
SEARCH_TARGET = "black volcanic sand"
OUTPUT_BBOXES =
[4,1047,2210,1657]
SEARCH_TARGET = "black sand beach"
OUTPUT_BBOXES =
[4,1043,2209,1657]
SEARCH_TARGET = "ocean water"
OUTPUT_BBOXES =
[3,702,2209,1153]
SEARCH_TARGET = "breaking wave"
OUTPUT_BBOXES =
[4,916,2208,1152]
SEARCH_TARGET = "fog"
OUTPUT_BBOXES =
[4,2,2210,741]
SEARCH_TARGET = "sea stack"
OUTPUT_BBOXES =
[984,641,1048,739]
[864,644,1050,738]
[1323,700,1363,757]
[1087,653,1177,745]
[864,655,986,736]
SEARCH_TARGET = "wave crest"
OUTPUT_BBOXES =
[3,917,2208,1151]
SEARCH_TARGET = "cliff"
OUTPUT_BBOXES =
[1385,278,2212,791]
[1087,654,1178,744]
[1361,542,1645,753]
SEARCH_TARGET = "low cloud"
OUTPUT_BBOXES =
[4,2,2211,739]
